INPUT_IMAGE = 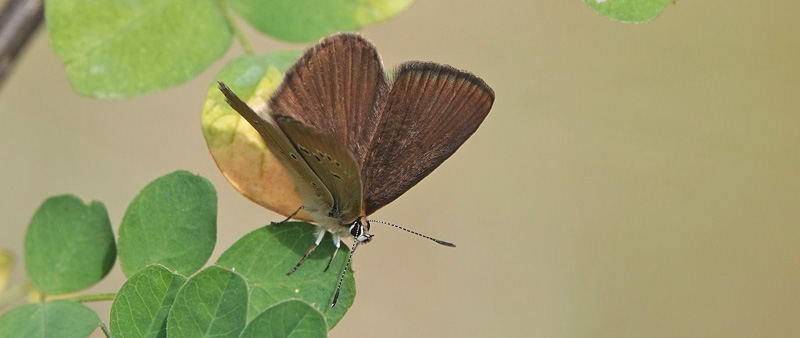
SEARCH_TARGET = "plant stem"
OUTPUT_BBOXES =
[0,0,44,89]
[65,293,116,303]
[216,0,254,55]
[99,322,112,338]
[1,282,116,308]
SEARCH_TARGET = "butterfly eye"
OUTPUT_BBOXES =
[349,222,362,237]
[349,218,373,244]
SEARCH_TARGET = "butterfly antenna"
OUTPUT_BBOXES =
[367,219,456,247]
[331,240,359,307]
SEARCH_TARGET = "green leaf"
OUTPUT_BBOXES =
[202,52,312,220]
[110,264,187,338]
[118,170,217,277]
[45,0,232,98]
[216,222,356,329]
[167,266,248,338]
[24,195,115,295]
[583,0,673,23]
[209,52,302,108]
[0,300,99,338]
[239,300,327,338]
[227,0,413,42]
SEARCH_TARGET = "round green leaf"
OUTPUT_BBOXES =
[583,0,673,23]
[24,195,115,295]
[227,0,414,42]
[239,300,326,338]
[0,300,99,338]
[167,266,248,338]
[110,264,187,338]
[118,170,217,277]
[202,52,313,220]
[211,52,301,103]
[45,0,232,98]
[216,222,356,329]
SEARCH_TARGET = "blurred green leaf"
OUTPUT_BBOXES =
[110,264,187,338]
[239,299,327,338]
[208,51,301,108]
[227,0,413,42]
[166,266,248,338]
[0,249,12,292]
[216,222,356,329]
[583,0,673,22]
[24,195,115,295]
[45,0,232,98]
[118,170,217,277]
[0,300,99,338]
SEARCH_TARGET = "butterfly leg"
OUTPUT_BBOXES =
[287,227,325,275]
[272,206,304,225]
[324,234,341,272]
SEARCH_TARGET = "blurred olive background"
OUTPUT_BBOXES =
[2,1,800,337]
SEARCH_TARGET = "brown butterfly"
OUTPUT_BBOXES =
[218,32,494,306]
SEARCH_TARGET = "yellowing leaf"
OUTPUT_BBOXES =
[202,52,313,221]
[0,250,12,292]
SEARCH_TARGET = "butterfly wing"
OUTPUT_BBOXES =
[361,62,495,215]
[218,82,335,217]
[275,115,363,225]
[268,33,390,165]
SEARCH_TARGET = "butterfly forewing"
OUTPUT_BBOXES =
[361,62,495,215]
[275,115,363,225]
[268,33,390,165]
[218,82,336,216]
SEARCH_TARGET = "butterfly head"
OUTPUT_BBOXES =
[349,217,373,244]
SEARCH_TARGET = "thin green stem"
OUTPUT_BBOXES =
[99,322,112,338]
[65,293,116,303]
[216,0,255,55]
[0,281,115,310]
[0,280,33,310]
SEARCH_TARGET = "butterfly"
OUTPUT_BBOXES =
[218,32,494,306]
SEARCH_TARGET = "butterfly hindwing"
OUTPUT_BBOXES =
[361,62,495,215]
[218,82,335,216]
[275,115,363,224]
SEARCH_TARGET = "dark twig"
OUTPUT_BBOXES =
[0,0,44,89]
